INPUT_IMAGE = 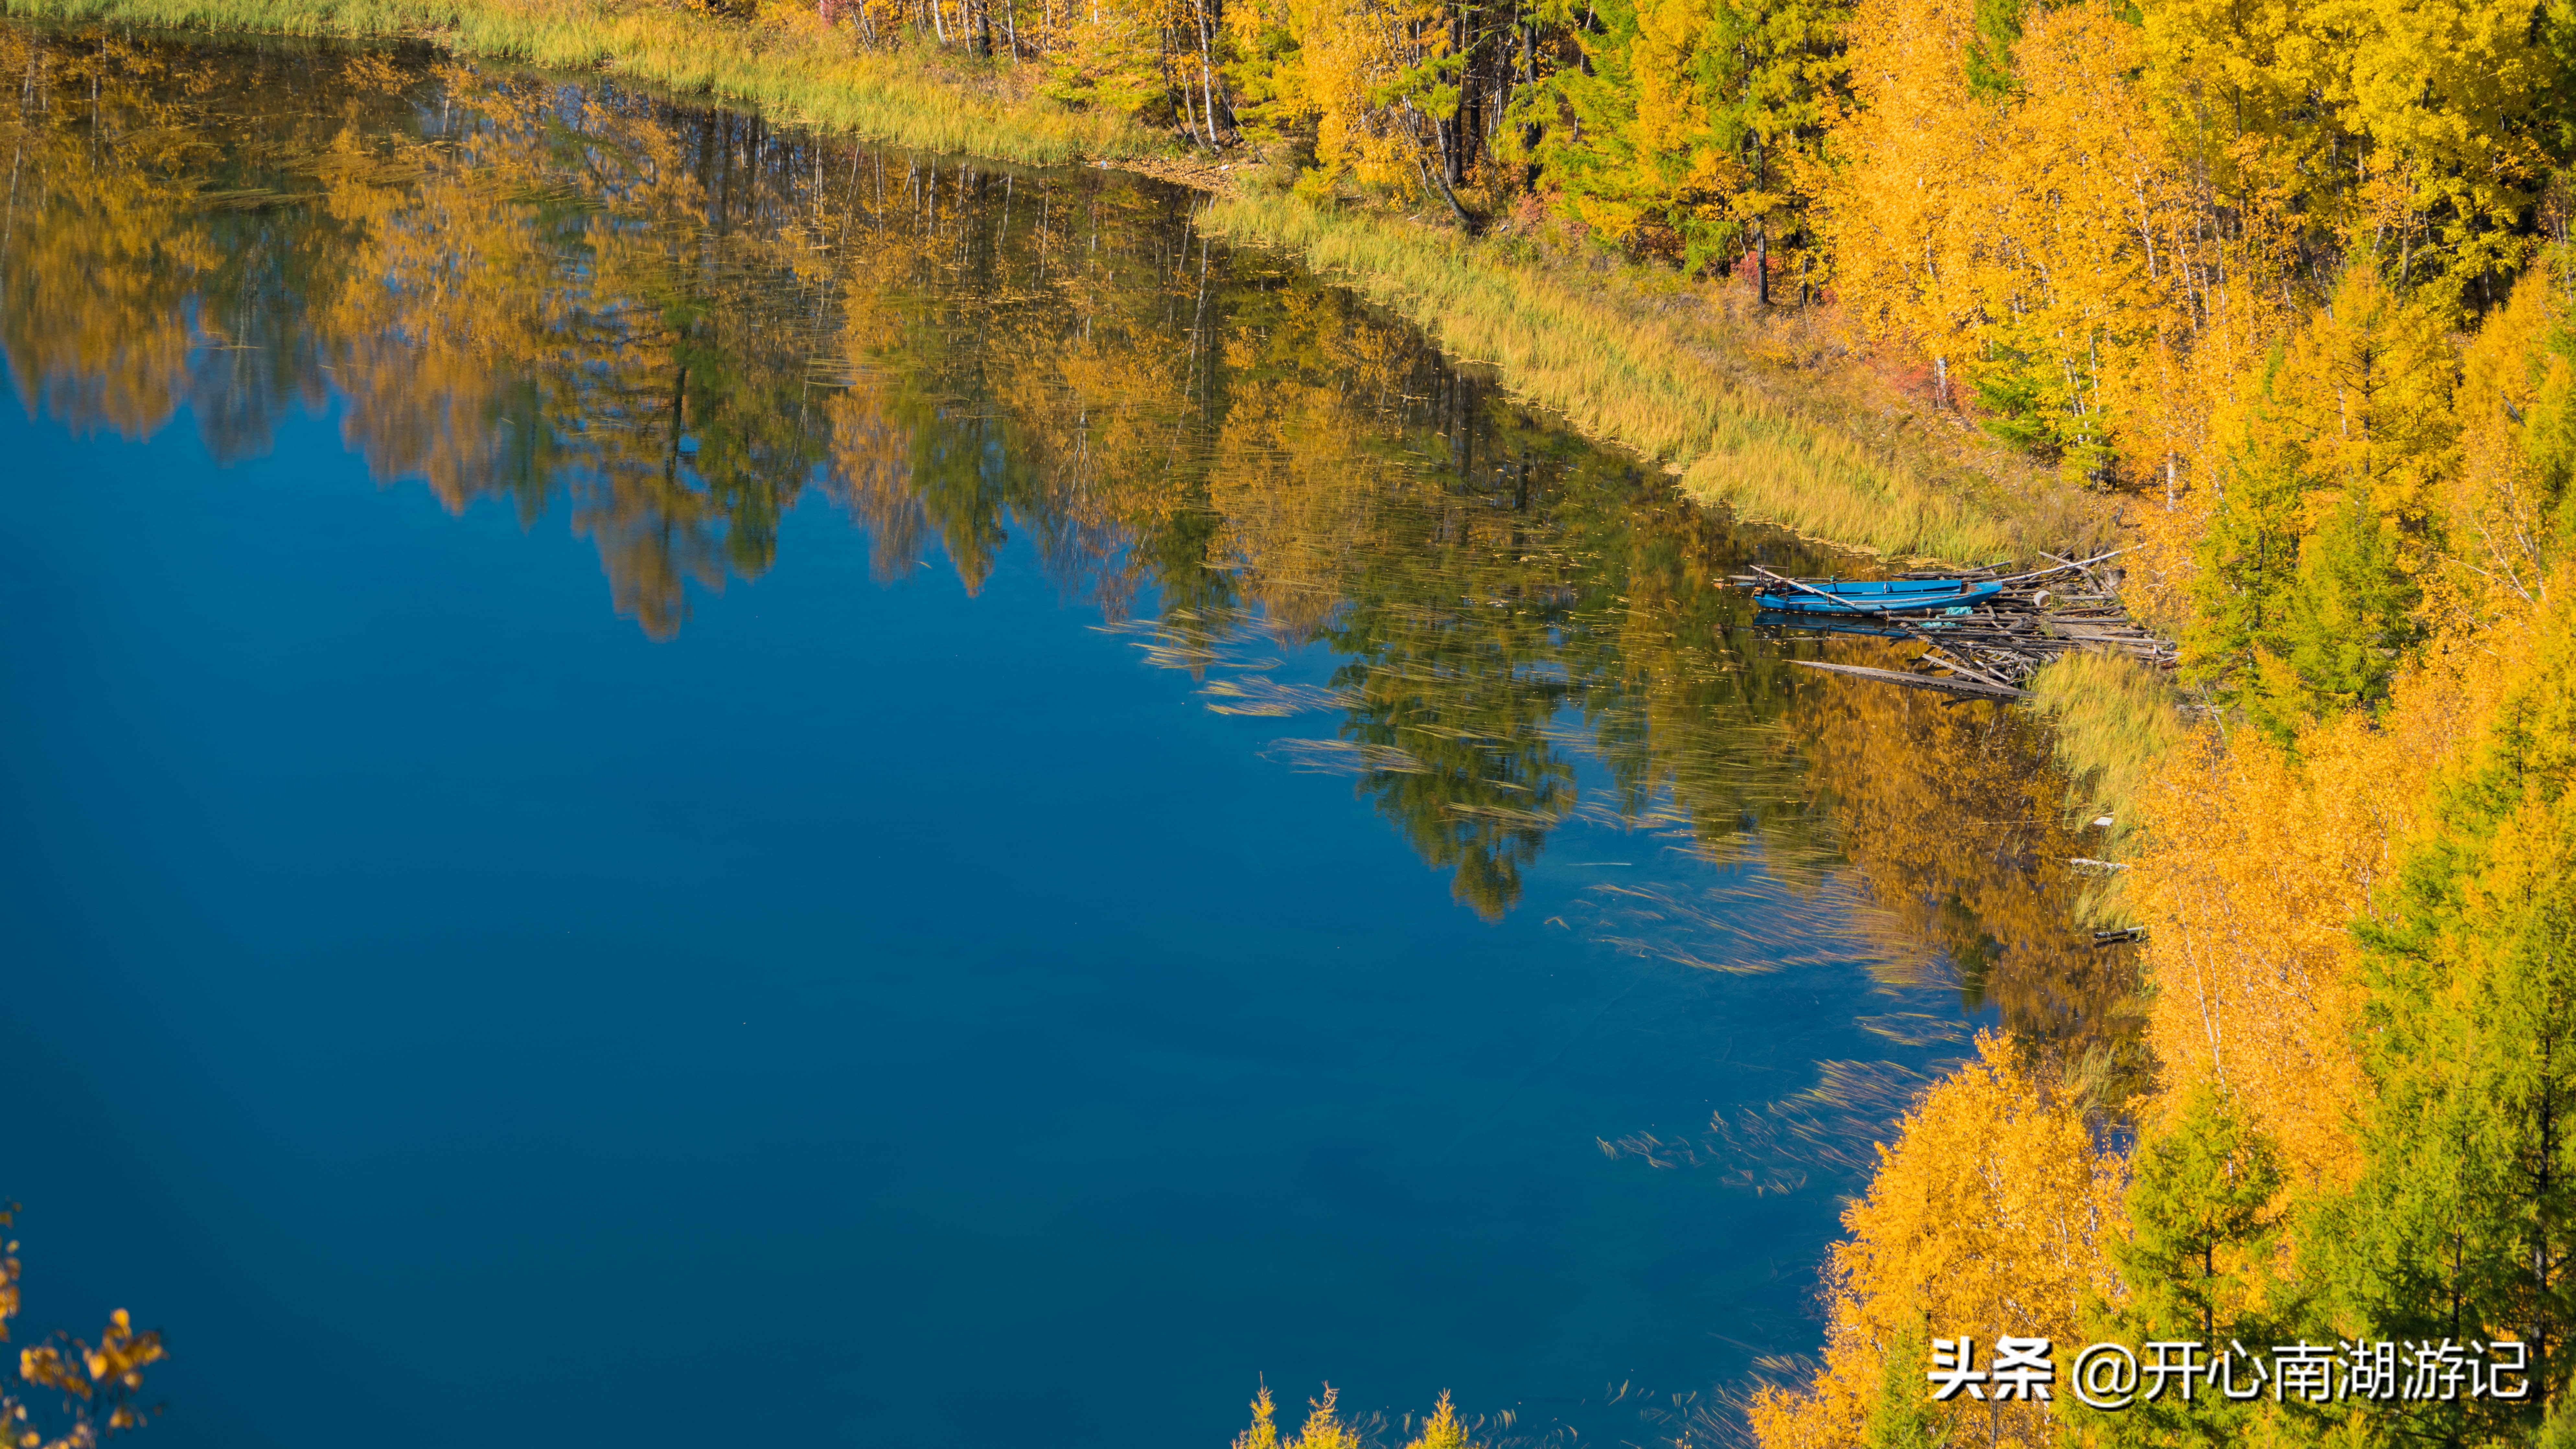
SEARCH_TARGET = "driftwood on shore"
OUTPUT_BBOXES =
[1737,551,2176,700]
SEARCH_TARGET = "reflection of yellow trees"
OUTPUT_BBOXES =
[8,31,2115,1015]
[321,82,848,635]
[1,37,835,634]
[1575,488,1837,870]
[1201,284,1426,636]
[0,33,239,443]
[1791,661,2145,1073]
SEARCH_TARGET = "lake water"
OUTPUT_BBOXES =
[0,29,2127,1448]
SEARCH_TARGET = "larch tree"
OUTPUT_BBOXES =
[2320,585,2576,1441]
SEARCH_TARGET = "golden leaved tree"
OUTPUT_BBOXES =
[1747,1033,2126,1449]
[2444,250,2576,619]
[1825,0,2196,482]
[1225,0,1457,203]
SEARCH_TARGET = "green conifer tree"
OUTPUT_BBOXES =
[1958,0,2026,98]
[2256,485,2422,736]
[1509,0,1845,281]
[2185,350,2312,713]
[2084,1084,2289,1446]
[1860,1318,1950,1449]
[2315,607,2576,1442]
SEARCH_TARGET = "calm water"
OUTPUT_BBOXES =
[0,30,2128,1448]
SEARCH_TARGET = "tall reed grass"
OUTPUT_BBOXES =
[2,0,1165,165]
[2025,649,2185,830]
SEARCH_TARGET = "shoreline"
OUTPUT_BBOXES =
[2,0,2118,568]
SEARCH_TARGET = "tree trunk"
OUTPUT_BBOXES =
[1448,0,1470,187]
[1754,134,1769,306]
[1194,0,1222,146]
[1405,100,1476,232]
[1517,15,1540,188]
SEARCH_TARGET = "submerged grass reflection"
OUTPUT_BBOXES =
[1576,874,1942,980]
[1196,675,1361,716]
[1600,1058,1947,1190]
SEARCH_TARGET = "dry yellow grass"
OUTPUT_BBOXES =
[2025,648,2188,830]
[3,0,1165,164]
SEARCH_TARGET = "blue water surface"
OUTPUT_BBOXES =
[0,36,1995,1449]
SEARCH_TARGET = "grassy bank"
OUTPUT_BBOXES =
[1,0,2111,563]
[1,0,1166,165]
[2025,650,2188,833]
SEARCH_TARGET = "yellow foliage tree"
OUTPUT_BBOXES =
[1225,0,1455,202]
[1747,1033,2127,1448]
[1826,0,2197,481]
[0,1207,166,1449]
[2133,606,2539,1196]
[2445,249,2576,619]
[2287,266,2459,561]
[1230,1383,1480,1449]
[1818,0,1979,390]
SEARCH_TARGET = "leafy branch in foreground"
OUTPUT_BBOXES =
[0,1208,166,1449]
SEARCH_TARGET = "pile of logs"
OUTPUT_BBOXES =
[1733,549,2176,701]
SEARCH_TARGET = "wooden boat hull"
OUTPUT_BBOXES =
[1754,610,1959,636]
[1753,581,2003,614]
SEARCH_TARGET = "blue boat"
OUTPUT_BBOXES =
[1752,577,2004,614]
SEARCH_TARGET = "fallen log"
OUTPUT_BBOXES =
[1788,659,2033,700]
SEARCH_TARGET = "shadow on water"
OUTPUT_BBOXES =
[0,26,2141,1443]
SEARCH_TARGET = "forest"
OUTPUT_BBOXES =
[1000,0,2576,1417]
[1604,0,2576,1442]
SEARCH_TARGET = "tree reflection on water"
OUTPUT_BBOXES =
[0,27,2138,1137]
